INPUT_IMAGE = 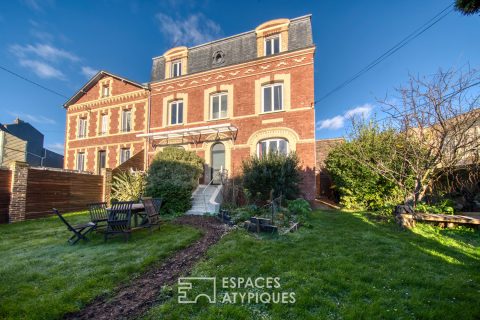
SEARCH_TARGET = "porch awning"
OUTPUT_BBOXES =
[136,123,237,140]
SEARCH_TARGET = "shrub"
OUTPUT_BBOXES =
[145,147,204,214]
[111,170,146,202]
[287,198,312,227]
[325,129,407,212]
[242,152,301,203]
[416,199,455,215]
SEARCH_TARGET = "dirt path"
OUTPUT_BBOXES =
[64,216,229,320]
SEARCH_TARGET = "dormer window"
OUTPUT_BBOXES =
[171,60,182,78]
[101,84,110,97]
[265,35,280,56]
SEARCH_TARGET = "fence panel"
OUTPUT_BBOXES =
[25,168,103,219]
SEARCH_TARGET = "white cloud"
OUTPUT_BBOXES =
[345,104,373,118]
[318,116,345,130]
[30,30,54,43]
[7,112,56,125]
[18,59,65,80]
[317,103,374,130]
[10,43,79,62]
[155,13,222,46]
[81,66,98,79]
[46,143,64,154]
[22,0,54,12]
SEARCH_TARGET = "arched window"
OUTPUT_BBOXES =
[257,138,288,157]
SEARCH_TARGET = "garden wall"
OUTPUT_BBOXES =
[0,168,12,224]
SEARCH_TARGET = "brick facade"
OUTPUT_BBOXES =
[64,16,317,200]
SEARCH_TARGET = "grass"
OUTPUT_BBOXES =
[144,210,480,320]
[0,211,202,320]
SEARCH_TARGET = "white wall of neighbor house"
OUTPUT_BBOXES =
[0,131,27,167]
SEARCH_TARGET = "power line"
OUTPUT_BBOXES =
[372,79,480,125]
[315,4,454,104]
[0,65,69,99]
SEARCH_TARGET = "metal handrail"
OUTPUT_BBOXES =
[202,169,228,213]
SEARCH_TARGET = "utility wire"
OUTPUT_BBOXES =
[0,65,69,99]
[371,80,480,125]
[315,4,454,104]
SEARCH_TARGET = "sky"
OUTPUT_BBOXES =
[0,0,479,155]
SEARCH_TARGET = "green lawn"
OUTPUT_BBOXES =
[144,210,480,320]
[0,212,202,320]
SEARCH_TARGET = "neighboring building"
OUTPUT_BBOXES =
[2,118,64,168]
[63,16,317,199]
[0,124,27,167]
[315,138,344,199]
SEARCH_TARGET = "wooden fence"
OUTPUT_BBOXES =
[0,168,12,224]
[25,168,104,219]
[0,162,107,223]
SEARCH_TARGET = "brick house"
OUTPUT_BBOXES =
[63,15,317,200]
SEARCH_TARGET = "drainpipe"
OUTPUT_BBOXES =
[0,131,4,165]
[146,85,152,169]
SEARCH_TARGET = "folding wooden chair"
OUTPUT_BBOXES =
[140,197,162,232]
[88,202,108,230]
[53,208,96,245]
[104,201,134,242]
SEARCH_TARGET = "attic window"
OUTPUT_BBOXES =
[212,51,225,65]
[102,85,110,97]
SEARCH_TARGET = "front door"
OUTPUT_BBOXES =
[211,143,225,184]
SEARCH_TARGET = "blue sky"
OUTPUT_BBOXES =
[0,0,479,154]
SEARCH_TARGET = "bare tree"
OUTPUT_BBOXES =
[380,67,480,205]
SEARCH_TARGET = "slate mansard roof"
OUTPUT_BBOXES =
[150,15,313,82]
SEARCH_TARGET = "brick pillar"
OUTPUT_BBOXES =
[101,168,113,205]
[9,161,29,223]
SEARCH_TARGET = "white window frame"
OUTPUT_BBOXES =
[100,114,108,135]
[77,118,87,138]
[76,152,85,171]
[262,83,284,113]
[210,92,228,120]
[97,150,106,174]
[121,109,132,132]
[257,138,289,157]
[171,60,182,78]
[101,85,110,98]
[169,100,184,125]
[264,34,281,56]
[120,148,130,164]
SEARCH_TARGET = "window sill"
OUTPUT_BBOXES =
[207,117,229,122]
[259,109,285,115]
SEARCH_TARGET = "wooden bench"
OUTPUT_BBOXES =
[394,205,480,229]
[414,213,480,228]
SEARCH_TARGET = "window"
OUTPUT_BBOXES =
[78,118,87,138]
[265,35,280,56]
[100,114,108,135]
[262,83,283,112]
[171,60,182,78]
[101,85,110,98]
[120,148,130,164]
[76,152,85,171]
[121,109,132,132]
[210,93,228,120]
[98,150,106,174]
[170,100,184,125]
[257,138,288,157]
